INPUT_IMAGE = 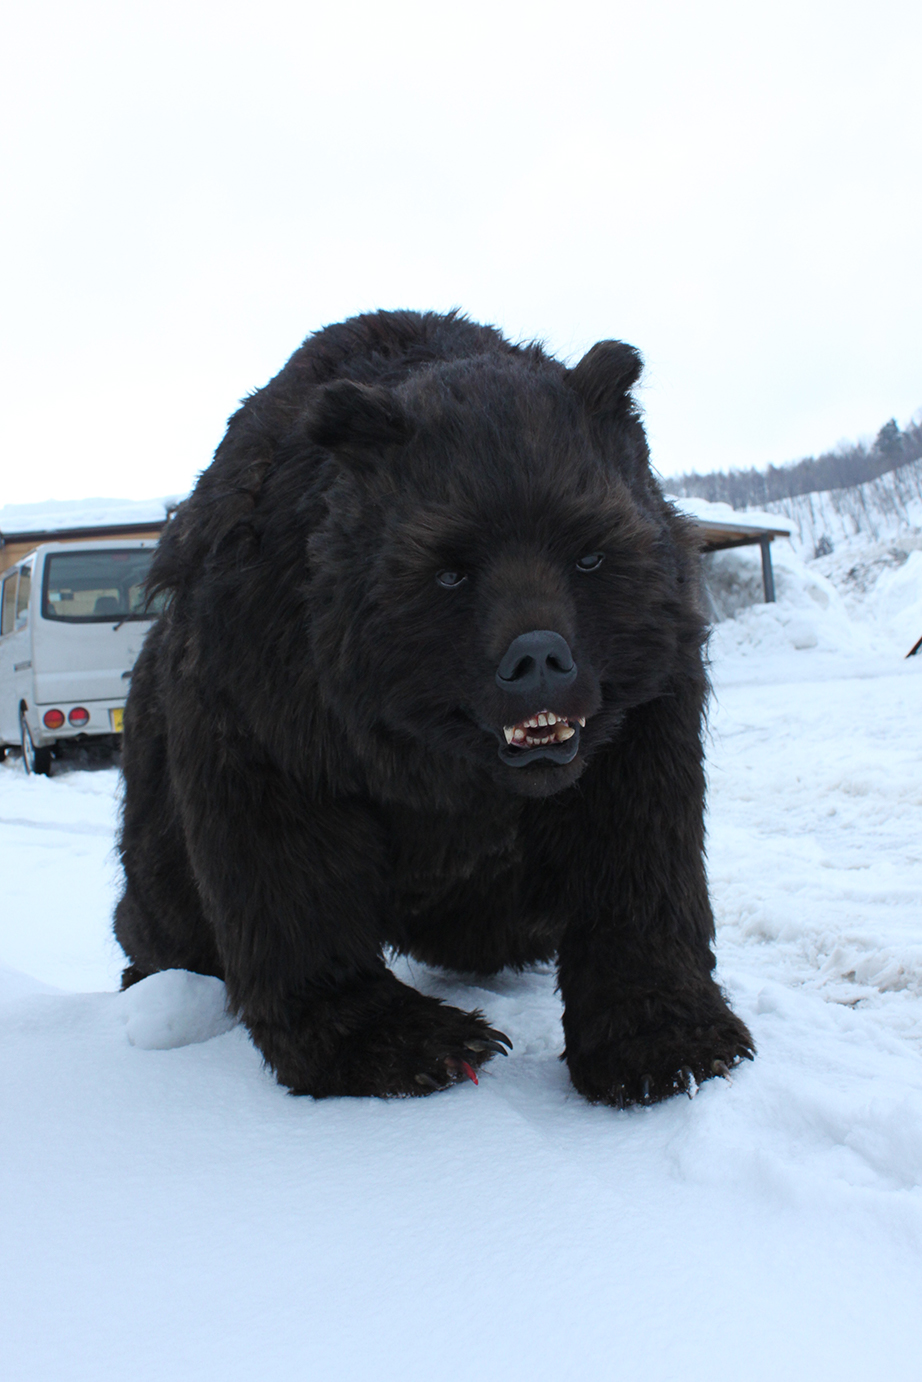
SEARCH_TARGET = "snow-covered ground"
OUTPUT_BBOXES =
[2,539,921,1381]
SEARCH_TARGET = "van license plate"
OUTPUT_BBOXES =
[110,708,124,732]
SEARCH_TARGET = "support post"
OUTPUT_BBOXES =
[760,537,776,603]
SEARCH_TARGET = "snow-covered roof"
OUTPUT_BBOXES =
[671,496,793,534]
[1,494,792,538]
[0,496,183,537]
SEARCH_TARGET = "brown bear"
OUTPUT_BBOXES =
[114,309,754,1105]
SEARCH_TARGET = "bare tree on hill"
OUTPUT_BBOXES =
[665,415,922,508]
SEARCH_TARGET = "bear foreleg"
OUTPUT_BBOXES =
[554,680,754,1107]
[167,723,509,1096]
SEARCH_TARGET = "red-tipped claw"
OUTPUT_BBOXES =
[445,1056,480,1085]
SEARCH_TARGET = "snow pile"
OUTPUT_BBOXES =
[859,548,922,647]
[666,471,922,662]
[704,540,877,660]
[695,511,922,664]
[115,969,236,1049]
[768,463,922,656]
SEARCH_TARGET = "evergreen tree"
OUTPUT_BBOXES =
[874,419,904,462]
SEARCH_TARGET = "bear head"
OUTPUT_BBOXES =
[299,342,703,801]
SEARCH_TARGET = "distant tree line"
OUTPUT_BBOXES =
[665,414,922,508]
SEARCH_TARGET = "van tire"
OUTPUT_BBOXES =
[20,711,52,776]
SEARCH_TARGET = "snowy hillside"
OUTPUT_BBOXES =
[759,456,922,556]
[1,494,921,1380]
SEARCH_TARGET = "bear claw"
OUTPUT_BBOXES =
[711,1059,733,1084]
[414,1072,443,1091]
[465,1037,511,1057]
[445,1057,479,1085]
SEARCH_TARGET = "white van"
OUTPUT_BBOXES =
[0,540,161,774]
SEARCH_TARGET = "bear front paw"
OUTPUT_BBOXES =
[565,1009,754,1109]
[252,979,512,1098]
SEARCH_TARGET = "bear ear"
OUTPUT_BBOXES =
[302,380,415,467]
[567,340,643,416]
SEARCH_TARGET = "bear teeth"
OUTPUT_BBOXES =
[502,712,579,747]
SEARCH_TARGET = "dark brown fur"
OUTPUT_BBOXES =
[115,309,753,1104]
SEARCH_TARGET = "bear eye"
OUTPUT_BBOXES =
[436,570,467,588]
[576,552,604,572]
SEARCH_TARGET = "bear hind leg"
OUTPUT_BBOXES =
[114,879,224,988]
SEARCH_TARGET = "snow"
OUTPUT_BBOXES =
[0,496,181,535]
[117,969,237,1050]
[760,457,922,555]
[704,527,922,664]
[2,542,922,1380]
[672,493,794,535]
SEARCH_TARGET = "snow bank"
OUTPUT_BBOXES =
[665,468,922,663]
[700,519,922,663]
[704,540,879,661]
[861,548,922,650]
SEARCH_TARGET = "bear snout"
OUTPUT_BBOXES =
[495,629,577,696]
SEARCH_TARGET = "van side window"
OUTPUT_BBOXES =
[1,571,18,635]
[15,565,31,625]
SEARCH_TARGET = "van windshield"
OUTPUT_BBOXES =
[42,549,164,623]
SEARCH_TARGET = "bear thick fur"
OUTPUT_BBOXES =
[115,309,754,1105]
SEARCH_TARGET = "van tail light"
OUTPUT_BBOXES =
[68,707,90,727]
[43,709,65,730]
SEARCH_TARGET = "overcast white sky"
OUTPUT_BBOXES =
[2,0,920,504]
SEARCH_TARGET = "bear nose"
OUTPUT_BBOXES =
[495,630,577,696]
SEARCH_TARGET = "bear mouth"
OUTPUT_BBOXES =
[497,711,586,768]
